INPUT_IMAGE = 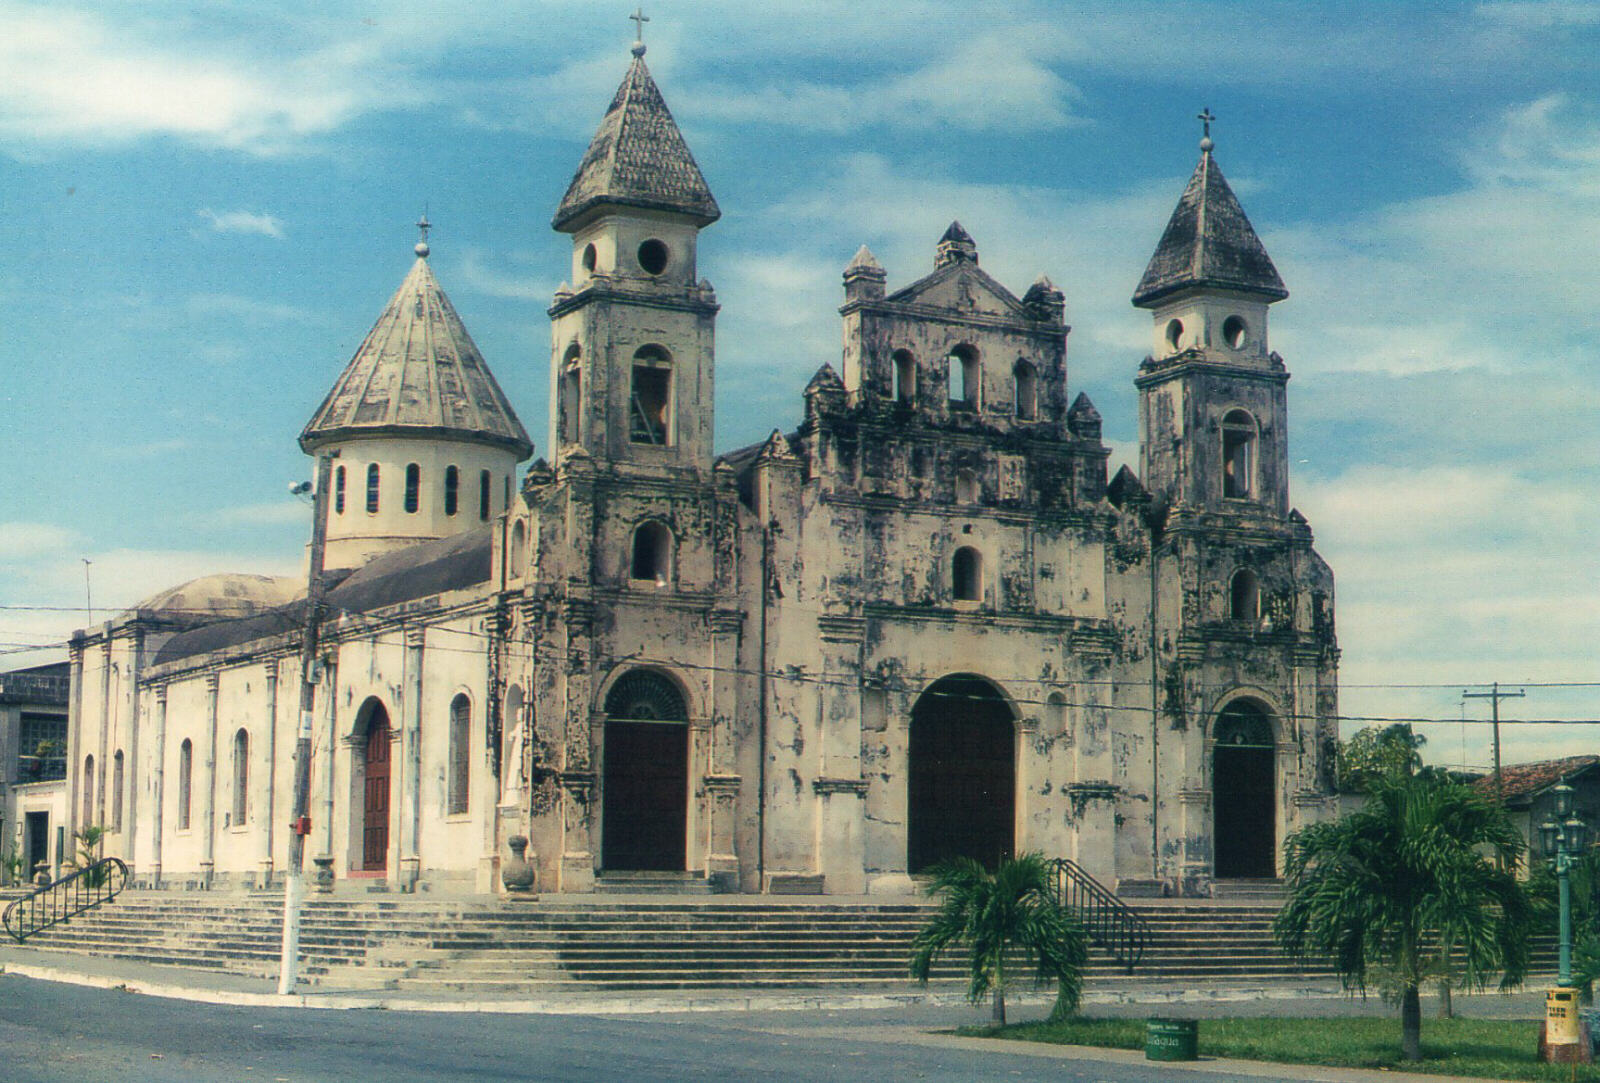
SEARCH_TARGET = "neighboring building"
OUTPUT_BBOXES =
[1478,755,1600,870]
[67,41,1339,899]
[1,661,70,884]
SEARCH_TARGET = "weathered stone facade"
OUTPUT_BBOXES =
[66,46,1338,899]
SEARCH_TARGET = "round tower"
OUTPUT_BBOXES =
[299,224,534,571]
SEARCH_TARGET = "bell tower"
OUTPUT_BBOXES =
[547,36,720,476]
[1133,115,1291,518]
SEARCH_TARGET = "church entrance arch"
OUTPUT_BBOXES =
[1212,699,1277,879]
[356,699,392,873]
[907,675,1015,873]
[601,669,688,872]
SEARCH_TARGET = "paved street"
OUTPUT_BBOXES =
[0,971,1534,1083]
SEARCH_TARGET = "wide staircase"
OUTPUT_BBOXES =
[0,885,1558,995]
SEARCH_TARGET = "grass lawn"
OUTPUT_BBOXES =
[962,1015,1600,1081]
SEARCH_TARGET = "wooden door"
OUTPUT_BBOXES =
[601,721,688,871]
[362,713,391,871]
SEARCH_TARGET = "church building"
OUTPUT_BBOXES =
[65,41,1339,899]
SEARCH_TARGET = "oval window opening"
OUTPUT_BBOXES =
[582,244,598,273]
[1165,319,1183,351]
[1223,315,1248,349]
[637,239,669,276]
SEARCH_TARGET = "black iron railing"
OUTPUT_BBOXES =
[1049,857,1150,972]
[3,857,128,942]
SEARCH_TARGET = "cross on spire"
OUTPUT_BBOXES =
[415,212,432,259]
[1197,108,1216,140]
[630,6,649,42]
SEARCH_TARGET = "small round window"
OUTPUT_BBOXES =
[582,244,597,273]
[1165,319,1183,351]
[1223,315,1248,349]
[637,239,669,276]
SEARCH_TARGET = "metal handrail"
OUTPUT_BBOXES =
[1049,857,1150,972]
[3,857,129,942]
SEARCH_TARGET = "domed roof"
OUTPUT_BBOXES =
[131,573,300,620]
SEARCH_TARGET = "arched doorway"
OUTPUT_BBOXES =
[1212,700,1276,879]
[357,700,392,872]
[602,670,688,871]
[907,675,1015,872]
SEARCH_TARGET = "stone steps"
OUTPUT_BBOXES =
[7,890,1559,993]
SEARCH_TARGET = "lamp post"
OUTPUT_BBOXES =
[1539,781,1592,1063]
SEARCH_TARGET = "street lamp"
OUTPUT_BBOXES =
[1539,781,1592,989]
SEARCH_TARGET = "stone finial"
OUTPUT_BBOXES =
[1022,274,1065,323]
[1067,391,1102,439]
[934,221,977,269]
[843,244,886,302]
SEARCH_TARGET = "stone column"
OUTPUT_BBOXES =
[199,673,219,888]
[702,609,743,888]
[399,626,424,891]
[148,685,167,888]
[811,616,867,895]
[1014,713,1039,855]
[97,635,112,826]
[318,656,338,868]
[556,599,596,892]
[258,661,278,890]
[123,628,144,874]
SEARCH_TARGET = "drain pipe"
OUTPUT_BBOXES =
[757,519,773,890]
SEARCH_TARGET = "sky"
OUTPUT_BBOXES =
[1,1,1596,772]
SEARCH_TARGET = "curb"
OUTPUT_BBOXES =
[0,958,1350,1016]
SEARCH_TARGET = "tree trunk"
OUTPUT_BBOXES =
[991,986,1006,1026]
[1437,978,1453,1019]
[1401,983,1422,1061]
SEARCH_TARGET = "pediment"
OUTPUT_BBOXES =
[886,263,1025,318]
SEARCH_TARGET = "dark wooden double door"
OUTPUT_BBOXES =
[907,676,1016,873]
[601,721,688,871]
[362,708,391,871]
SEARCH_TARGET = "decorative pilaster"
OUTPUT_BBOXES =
[148,685,167,888]
[258,661,278,890]
[557,771,596,892]
[399,626,424,891]
[199,673,219,888]
[814,615,867,894]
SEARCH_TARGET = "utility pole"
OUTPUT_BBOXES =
[1463,682,1526,800]
[278,451,335,996]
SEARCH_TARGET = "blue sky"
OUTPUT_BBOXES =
[1,1,1595,769]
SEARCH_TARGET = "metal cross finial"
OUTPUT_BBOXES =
[630,6,649,41]
[1197,108,1216,140]
[416,214,431,244]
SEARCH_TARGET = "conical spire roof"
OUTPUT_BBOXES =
[1133,147,1287,307]
[300,253,533,458]
[552,52,720,232]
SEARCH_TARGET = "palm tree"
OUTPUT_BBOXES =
[1274,768,1534,1061]
[908,853,1088,1025]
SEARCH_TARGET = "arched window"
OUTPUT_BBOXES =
[232,729,249,826]
[631,520,673,585]
[630,345,672,445]
[82,755,94,825]
[444,465,459,516]
[952,546,983,602]
[404,463,421,514]
[1230,569,1260,622]
[1222,409,1256,499]
[892,349,917,406]
[1165,318,1184,352]
[478,469,491,521]
[366,464,380,513]
[112,750,124,832]
[947,345,980,410]
[177,740,193,831]
[334,466,346,515]
[559,343,583,445]
[1013,360,1038,421]
[955,468,979,504]
[447,694,471,815]
[509,520,527,578]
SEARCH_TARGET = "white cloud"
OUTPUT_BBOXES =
[197,208,285,238]
[684,29,1082,135]
[455,249,556,302]
[0,3,423,155]
[0,522,84,561]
